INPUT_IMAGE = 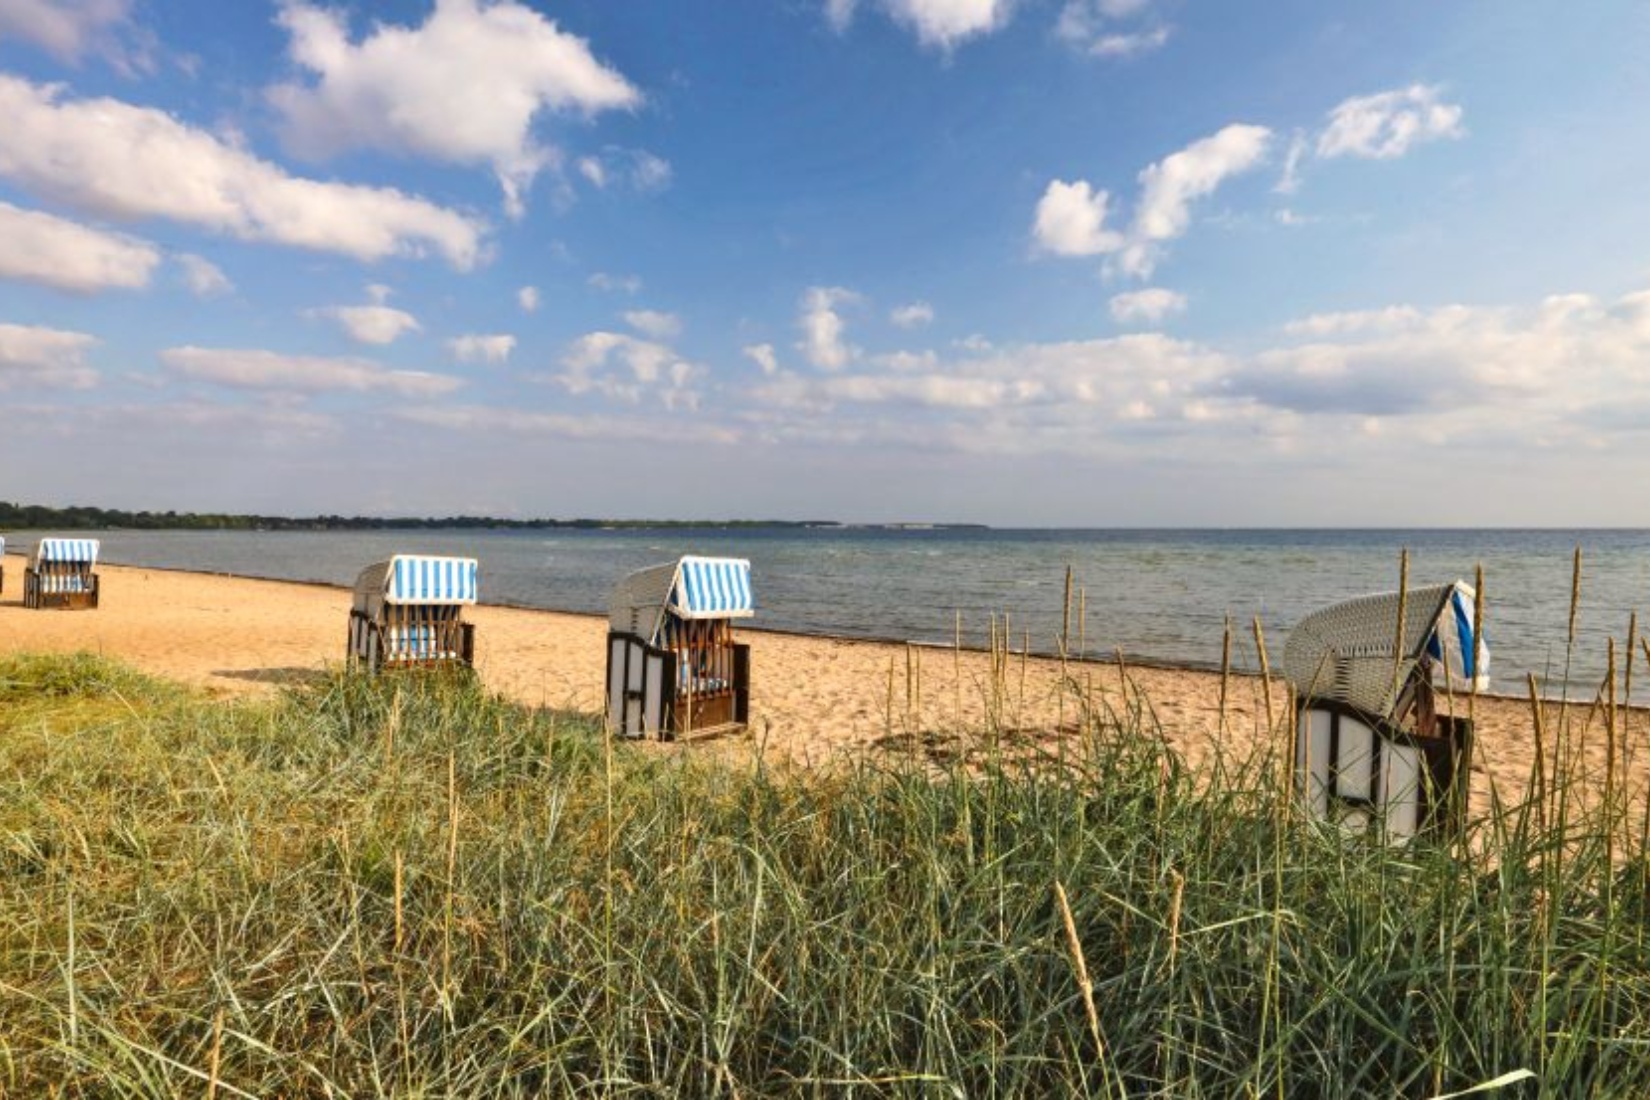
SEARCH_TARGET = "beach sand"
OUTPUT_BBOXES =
[1,552,1640,816]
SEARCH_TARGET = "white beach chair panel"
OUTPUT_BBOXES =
[1295,705,1426,842]
[607,633,670,737]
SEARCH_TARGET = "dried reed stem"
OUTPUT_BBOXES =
[207,1007,224,1100]
[386,688,400,763]
[1078,587,1087,660]
[1391,549,1409,705]
[1053,881,1104,1060]
[1606,637,1618,869]
[394,849,404,952]
[1252,615,1274,739]
[1062,564,1074,654]
[1524,673,1548,833]
[1218,614,1232,738]
[1166,869,1185,976]
[444,751,457,1011]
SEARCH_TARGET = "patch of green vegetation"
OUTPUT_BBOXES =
[0,653,1644,1096]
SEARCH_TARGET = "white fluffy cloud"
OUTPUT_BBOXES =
[754,332,1229,441]
[1056,1,1170,58]
[798,286,861,370]
[827,0,1015,49]
[0,321,98,389]
[448,333,516,364]
[1282,306,1423,338]
[1317,84,1464,160]
[0,74,485,268]
[1134,124,1272,241]
[1274,130,1307,195]
[588,271,642,293]
[517,285,540,312]
[177,254,232,297]
[0,0,145,68]
[269,0,640,217]
[312,304,422,346]
[1109,287,1186,325]
[577,148,672,193]
[556,331,700,408]
[623,309,682,340]
[741,282,1650,463]
[890,301,935,328]
[743,343,779,375]
[0,199,159,292]
[1033,180,1123,256]
[1034,124,1269,275]
[162,346,461,397]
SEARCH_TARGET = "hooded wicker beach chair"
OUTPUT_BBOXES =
[24,537,100,610]
[0,535,6,595]
[1282,581,1487,842]
[607,555,753,739]
[347,555,479,672]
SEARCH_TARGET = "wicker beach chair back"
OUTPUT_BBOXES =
[1281,581,1487,721]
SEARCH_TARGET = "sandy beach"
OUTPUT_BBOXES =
[1,551,1640,814]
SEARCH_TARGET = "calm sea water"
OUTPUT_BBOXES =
[66,527,1650,697]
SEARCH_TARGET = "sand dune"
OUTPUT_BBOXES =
[2,551,1641,817]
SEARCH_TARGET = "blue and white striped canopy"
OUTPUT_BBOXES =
[378,555,479,605]
[36,538,99,565]
[669,556,754,619]
[1425,582,1487,685]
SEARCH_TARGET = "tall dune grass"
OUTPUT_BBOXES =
[1,652,1647,1097]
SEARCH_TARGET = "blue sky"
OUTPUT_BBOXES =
[2,0,1648,525]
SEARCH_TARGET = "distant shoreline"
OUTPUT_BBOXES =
[0,504,991,533]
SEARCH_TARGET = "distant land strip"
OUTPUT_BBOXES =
[0,502,987,533]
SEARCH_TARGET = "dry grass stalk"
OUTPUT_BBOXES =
[1252,616,1274,740]
[1062,564,1074,653]
[1053,881,1104,1061]
[1219,614,1232,738]
[444,751,457,1013]
[1391,549,1410,705]
[386,686,401,764]
[1078,586,1087,660]
[208,1006,225,1100]
[394,849,405,952]
[1166,869,1185,976]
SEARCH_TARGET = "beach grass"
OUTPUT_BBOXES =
[1,652,1647,1097]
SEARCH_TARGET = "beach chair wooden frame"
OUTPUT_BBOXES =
[23,538,101,610]
[346,555,479,674]
[607,556,753,740]
[1283,582,1485,843]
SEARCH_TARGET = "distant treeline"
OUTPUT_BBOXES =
[0,502,980,532]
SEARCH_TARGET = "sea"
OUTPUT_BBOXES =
[67,526,1650,700]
